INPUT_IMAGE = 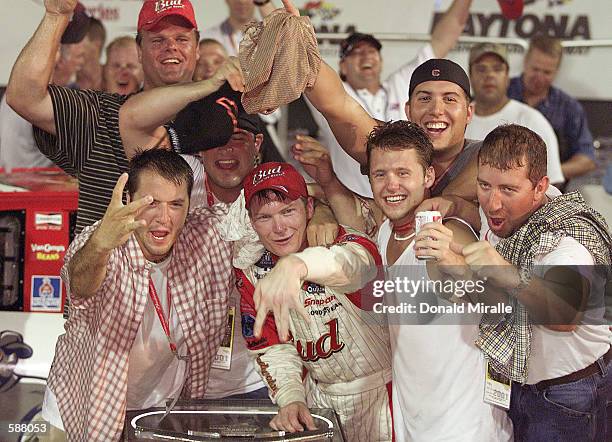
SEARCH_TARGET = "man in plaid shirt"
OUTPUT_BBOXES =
[40,149,233,441]
[431,124,612,441]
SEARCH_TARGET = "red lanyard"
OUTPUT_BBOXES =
[204,175,215,207]
[148,278,177,355]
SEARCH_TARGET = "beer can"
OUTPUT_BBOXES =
[415,211,442,260]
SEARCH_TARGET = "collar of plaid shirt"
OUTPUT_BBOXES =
[49,205,233,440]
[476,191,612,383]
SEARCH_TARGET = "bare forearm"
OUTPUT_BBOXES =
[68,232,111,299]
[6,13,68,131]
[431,0,472,57]
[305,63,374,165]
[120,80,221,135]
[561,153,596,179]
[323,177,369,233]
[445,195,481,231]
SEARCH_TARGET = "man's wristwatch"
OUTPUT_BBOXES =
[254,0,271,6]
[508,269,530,299]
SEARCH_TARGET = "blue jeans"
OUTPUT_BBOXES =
[509,354,612,441]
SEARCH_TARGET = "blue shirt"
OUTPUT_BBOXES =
[508,76,595,161]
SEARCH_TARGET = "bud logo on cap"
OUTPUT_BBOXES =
[138,0,197,32]
[432,69,441,77]
[244,162,309,209]
[155,0,185,13]
[252,165,283,185]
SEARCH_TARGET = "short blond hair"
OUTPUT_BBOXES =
[105,36,137,59]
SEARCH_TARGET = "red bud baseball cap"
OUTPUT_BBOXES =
[138,0,198,32]
[497,0,524,20]
[244,162,308,209]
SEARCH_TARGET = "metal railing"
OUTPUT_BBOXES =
[315,33,612,50]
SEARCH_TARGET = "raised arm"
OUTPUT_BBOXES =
[294,135,378,235]
[5,0,78,134]
[119,58,244,157]
[431,0,472,58]
[68,174,151,298]
[305,62,377,165]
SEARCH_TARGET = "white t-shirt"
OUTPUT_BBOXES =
[183,155,267,398]
[308,44,436,198]
[527,237,611,384]
[200,21,242,56]
[377,220,512,442]
[125,256,187,409]
[465,99,564,184]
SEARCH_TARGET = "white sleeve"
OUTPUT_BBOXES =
[250,344,306,407]
[534,237,594,267]
[292,231,379,292]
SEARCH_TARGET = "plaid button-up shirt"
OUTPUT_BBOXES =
[48,205,233,441]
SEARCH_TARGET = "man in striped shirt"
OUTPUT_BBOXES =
[6,0,201,234]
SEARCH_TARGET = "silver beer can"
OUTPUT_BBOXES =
[415,211,442,260]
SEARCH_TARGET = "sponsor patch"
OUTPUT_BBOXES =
[34,212,63,231]
[31,276,62,312]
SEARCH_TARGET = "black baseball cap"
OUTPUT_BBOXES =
[61,2,92,44]
[172,82,261,155]
[339,33,382,60]
[409,59,472,100]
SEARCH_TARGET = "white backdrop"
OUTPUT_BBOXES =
[1,0,611,100]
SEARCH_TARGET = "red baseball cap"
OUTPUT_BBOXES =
[138,0,198,32]
[244,163,309,209]
[497,0,524,20]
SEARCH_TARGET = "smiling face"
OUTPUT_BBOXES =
[406,81,473,160]
[339,41,382,89]
[470,54,509,109]
[369,148,435,224]
[103,40,143,95]
[250,195,314,257]
[477,161,548,238]
[138,18,199,89]
[131,170,190,263]
[199,128,263,193]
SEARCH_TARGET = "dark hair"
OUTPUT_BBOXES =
[87,17,107,47]
[478,124,547,186]
[127,148,194,199]
[366,120,433,173]
[136,29,200,46]
[528,35,563,65]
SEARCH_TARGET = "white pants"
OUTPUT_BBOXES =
[305,374,393,442]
